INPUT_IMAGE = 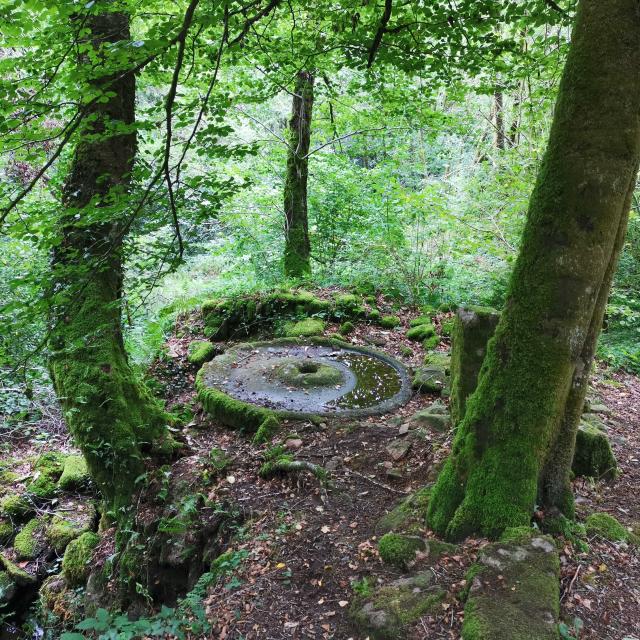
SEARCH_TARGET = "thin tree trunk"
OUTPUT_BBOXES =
[49,11,170,513]
[427,0,640,540]
[494,89,505,150]
[283,70,314,278]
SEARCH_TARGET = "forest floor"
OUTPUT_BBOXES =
[3,291,640,640]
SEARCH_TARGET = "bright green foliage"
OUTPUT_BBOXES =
[380,315,401,328]
[58,455,90,491]
[13,517,43,560]
[339,321,355,335]
[283,318,325,337]
[187,340,216,366]
[378,533,425,568]
[406,323,435,341]
[62,532,100,586]
[584,513,629,542]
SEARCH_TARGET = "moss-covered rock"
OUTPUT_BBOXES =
[196,368,275,432]
[62,531,99,586]
[58,455,91,491]
[187,340,216,366]
[406,323,435,341]
[367,309,381,322]
[409,315,433,327]
[378,533,426,568]
[380,315,401,329]
[409,406,451,432]
[339,321,355,335]
[0,552,36,586]
[461,535,559,640]
[45,506,95,554]
[14,517,46,560]
[423,351,451,370]
[584,513,630,542]
[412,366,448,394]
[376,487,431,535]
[350,571,445,640]
[26,452,66,500]
[284,318,325,337]
[0,493,33,520]
[572,421,617,479]
[449,306,500,426]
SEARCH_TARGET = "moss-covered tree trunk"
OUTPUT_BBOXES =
[49,11,169,514]
[427,0,640,540]
[283,70,314,278]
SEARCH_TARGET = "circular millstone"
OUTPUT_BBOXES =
[199,338,412,418]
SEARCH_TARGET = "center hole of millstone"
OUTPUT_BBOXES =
[298,362,319,374]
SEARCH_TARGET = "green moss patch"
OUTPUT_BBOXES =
[406,323,435,341]
[379,315,401,329]
[187,340,216,366]
[14,517,46,560]
[284,318,325,337]
[0,553,36,586]
[339,321,355,335]
[0,493,33,520]
[252,416,281,444]
[58,455,91,491]
[62,531,99,586]
[584,513,630,542]
[378,533,426,568]
[409,315,433,327]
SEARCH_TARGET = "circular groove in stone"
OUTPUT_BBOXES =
[199,338,412,417]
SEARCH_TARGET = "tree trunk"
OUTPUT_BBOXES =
[427,0,640,541]
[283,71,314,278]
[49,11,170,514]
[494,89,505,150]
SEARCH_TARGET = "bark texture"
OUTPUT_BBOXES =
[49,12,169,513]
[427,0,640,540]
[283,71,314,278]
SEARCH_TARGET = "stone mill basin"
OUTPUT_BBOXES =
[199,338,412,417]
